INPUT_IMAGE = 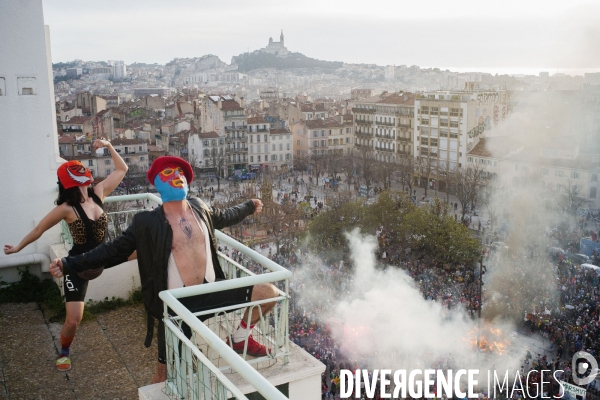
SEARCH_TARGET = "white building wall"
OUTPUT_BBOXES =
[0,0,64,281]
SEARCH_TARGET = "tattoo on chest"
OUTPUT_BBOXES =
[179,218,192,239]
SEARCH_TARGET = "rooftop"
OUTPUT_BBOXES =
[305,117,344,129]
[0,302,155,398]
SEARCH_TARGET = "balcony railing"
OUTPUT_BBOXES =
[352,107,375,114]
[226,126,247,131]
[61,193,290,400]
[377,121,395,127]
[398,136,411,142]
[355,131,373,138]
[354,119,372,125]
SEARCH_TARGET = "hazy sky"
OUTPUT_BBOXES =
[43,0,600,75]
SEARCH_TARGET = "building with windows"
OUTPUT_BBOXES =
[467,137,599,209]
[188,131,226,174]
[268,128,293,171]
[414,89,509,188]
[133,87,171,98]
[353,92,415,162]
[247,116,270,171]
[199,95,247,176]
[292,117,347,157]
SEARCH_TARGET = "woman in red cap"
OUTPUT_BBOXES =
[3,139,129,372]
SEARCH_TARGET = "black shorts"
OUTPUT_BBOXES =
[62,270,89,303]
[157,281,254,364]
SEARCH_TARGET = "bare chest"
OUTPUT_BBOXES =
[168,215,207,286]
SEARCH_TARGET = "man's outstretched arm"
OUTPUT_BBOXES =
[211,199,263,229]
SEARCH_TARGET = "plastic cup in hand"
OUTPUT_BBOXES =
[95,148,105,156]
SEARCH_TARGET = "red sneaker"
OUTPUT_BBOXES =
[227,335,270,357]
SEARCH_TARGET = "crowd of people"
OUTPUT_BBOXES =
[222,212,600,399]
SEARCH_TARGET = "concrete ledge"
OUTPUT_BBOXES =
[139,382,169,400]
[49,243,141,302]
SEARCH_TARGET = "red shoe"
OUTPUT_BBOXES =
[227,335,270,357]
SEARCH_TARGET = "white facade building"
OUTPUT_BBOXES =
[0,0,65,281]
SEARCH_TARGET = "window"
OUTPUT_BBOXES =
[279,143,283,151]
[106,169,111,175]
[140,156,145,161]
[257,135,261,142]
[468,157,473,162]
[314,140,318,148]
[88,160,93,166]
[104,159,111,165]
[249,145,253,154]
[571,171,580,179]
[250,135,253,143]
[250,156,254,162]
[264,144,268,153]
[265,155,269,161]
[257,156,261,162]
[556,170,564,177]
[313,131,318,137]
[203,140,208,146]
[591,187,597,198]
[592,173,598,182]
[321,130,325,137]
[321,140,326,147]
[139,146,142,151]
[264,134,268,142]
[272,144,276,151]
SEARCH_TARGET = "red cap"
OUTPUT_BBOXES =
[147,156,194,186]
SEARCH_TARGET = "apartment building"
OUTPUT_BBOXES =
[467,137,599,209]
[414,89,509,187]
[188,131,226,173]
[291,117,340,157]
[248,117,271,171]
[268,128,293,171]
[352,92,415,161]
[222,97,247,175]
[199,95,247,175]
[104,138,149,177]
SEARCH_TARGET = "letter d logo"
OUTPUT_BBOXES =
[572,351,598,385]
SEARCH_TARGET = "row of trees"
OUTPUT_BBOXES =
[308,190,482,266]
[294,149,491,224]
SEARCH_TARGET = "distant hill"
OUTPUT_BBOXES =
[231,51,343,72]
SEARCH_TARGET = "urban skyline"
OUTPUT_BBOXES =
[43,0,600,76]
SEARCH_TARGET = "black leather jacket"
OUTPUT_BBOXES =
[61,197,256,345]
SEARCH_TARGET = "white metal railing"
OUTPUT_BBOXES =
[61,193,291,399]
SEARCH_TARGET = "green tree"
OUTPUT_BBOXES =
[308,200,365,256]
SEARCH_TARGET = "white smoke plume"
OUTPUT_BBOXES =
[293,228,524,383]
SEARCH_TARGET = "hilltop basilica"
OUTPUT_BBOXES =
[261,30,289,57]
